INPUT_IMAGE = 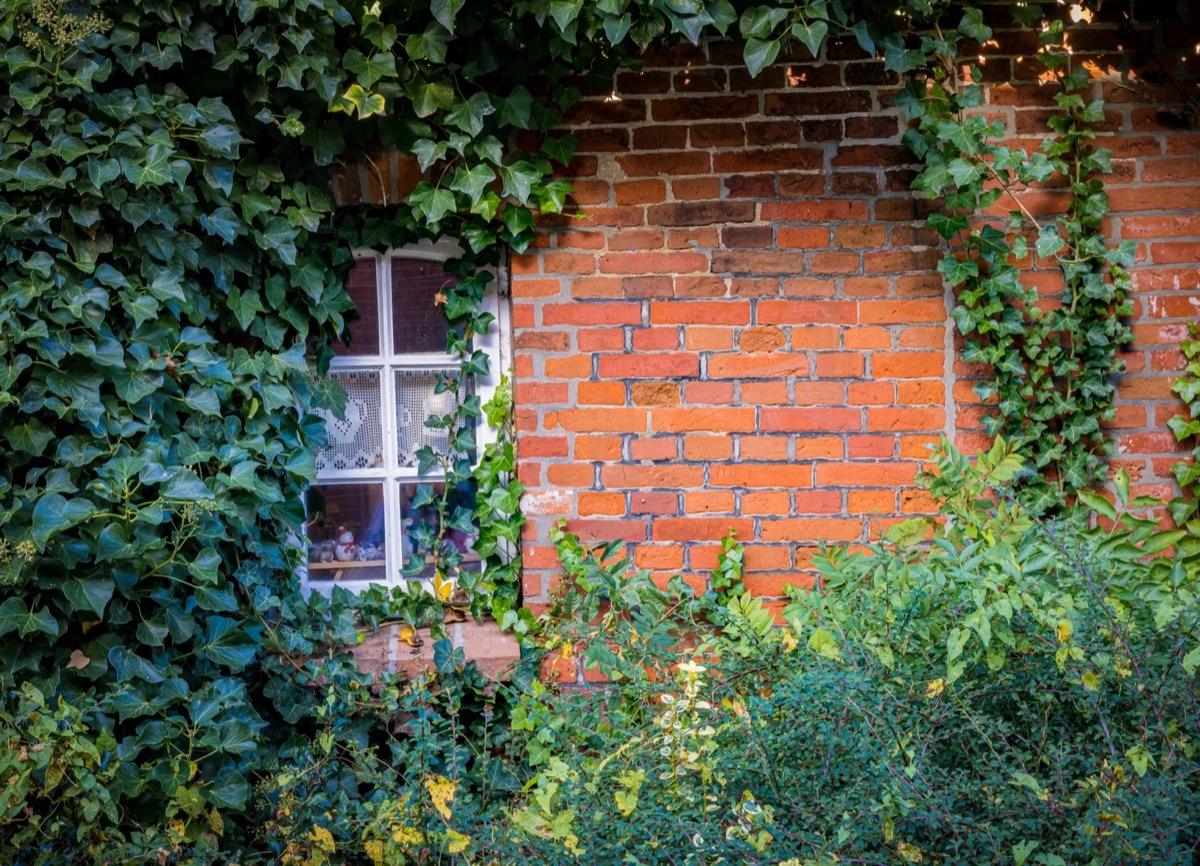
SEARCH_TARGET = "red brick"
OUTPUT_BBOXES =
[542,302,642,327]
[867,407,945,432]
[815,353,865,378]
[648,201,756,226]
[760,408,861,432]
[601,465,705,488]
[741,491,791,515]
[814,462,919,487]
[598,353,699,378]
[653,408,758,433]
[550,408,647,432]
[740,327,786,353]
[708,353,811,378]
[709,464,813,488]
[631,327,680,351]
[577,382,627,405]
[872,351,945,378]
[650,300,751,325]
[760,518,862,542]
[579,492,627,516]
[631,382,681,406]
[631,492,679,515]
[629,437,678,461]
[615,180,667,205]
[758,300,857,324]
[600,251,709,274]
[653,95,759,121]
[859,300,946,324]
[684,436,734,460]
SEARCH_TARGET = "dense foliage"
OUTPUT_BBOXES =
[0,0,1158,860]
[489,440,1200,865]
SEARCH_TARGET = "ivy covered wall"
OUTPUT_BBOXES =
[494,4,1200,629]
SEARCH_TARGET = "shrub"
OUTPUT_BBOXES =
[502,439,1200,865]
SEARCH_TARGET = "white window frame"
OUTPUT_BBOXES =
[302,239,510,596]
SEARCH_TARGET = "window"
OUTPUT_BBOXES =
[303,241,508,593]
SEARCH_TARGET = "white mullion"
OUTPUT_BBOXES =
[377,254,403,588]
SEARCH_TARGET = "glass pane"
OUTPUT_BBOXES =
[395,370,456,468]
[398,481,480,581]
[314,370,384,473]
[335,258,381,357]
[390,258,453,355]
[305,483,387,583]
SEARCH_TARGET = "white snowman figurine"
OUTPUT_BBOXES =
[333,526,357,562]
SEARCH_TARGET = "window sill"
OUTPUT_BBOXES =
[351,616,520,681]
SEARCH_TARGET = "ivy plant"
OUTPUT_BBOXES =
[0,0,1140,856]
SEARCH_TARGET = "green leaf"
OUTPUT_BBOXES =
[200,617,258,671]
[32,493,96,549]
[958,7,992,41]
[123,143,173,188]
[449,164,498,202]
[743,37,780,78]
[0,598,59,639]
[1036,224,1065,259]
[431,0,466,32]
[791,19,828,58]
[739,5,788,39]
[63,579,116,617]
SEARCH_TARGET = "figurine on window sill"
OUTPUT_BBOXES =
[334,526,357,562]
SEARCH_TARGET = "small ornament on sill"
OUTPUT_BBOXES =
[311,540,335,563]
[357,542,383,561]
[333,526,357,562]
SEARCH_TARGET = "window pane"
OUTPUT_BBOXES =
[398,481,479,580]
[390,258,453,355]
[395,370,456,468]
[335,258,382,357]
[305,483,387,583]
[315,370,384,473]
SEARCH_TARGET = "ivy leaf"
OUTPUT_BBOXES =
[958,7,992,41]
[123,144,173,188]
[498,161,540,203]
[63,579,116,617]
[449,164,497,202]
[739,6,788,39]
[343,50,397,87]
[200,617,258,671]
[743,37,781,78]
[32,493,96,549]
[791,19,828,58]
[431,0,466,33]
[409,81,455,118]
[937,255,979,286]
[1036,225,1066,260]
[344,84,387,118]
[445,92,495,137]
[549,0,584,31]
[497,86,533,128]
[0,598,60,639]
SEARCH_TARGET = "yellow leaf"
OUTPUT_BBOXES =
[363,840,385,864]
[924,678,946,698]
[309,825,336,853]
[1081,671,1100,691]
[445,828,470,854]
[424,774,457,820]
[1055,620,1072,644]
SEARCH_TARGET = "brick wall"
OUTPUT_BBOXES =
[511,3,1200,620]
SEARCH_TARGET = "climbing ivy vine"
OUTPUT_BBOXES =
[0,0,1140,857]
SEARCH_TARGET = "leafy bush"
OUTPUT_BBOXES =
[499,439,1200,865]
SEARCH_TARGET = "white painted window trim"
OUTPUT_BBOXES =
[301,241,509,597]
